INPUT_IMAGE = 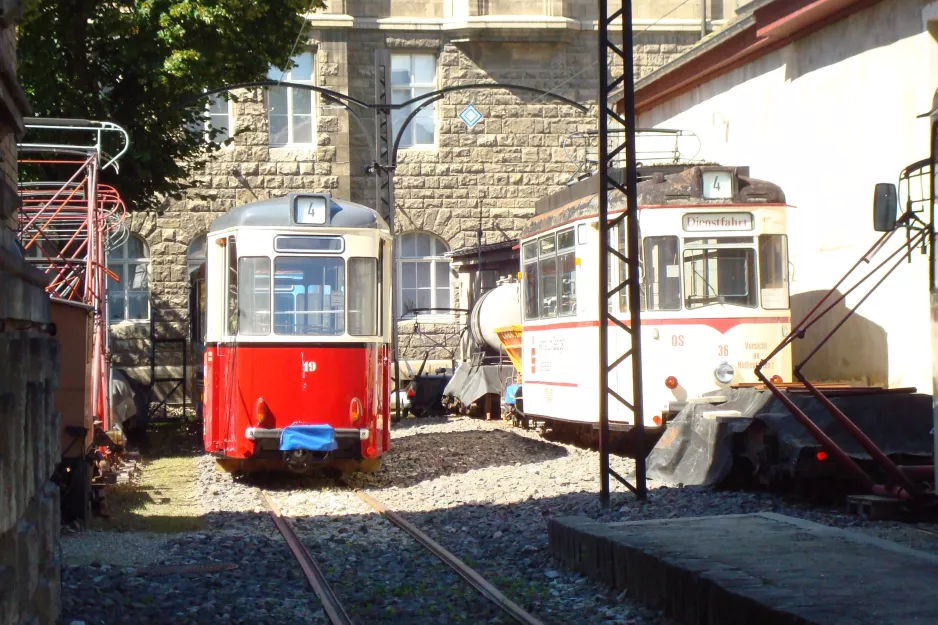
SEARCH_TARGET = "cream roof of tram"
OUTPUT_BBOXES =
[208,194,390,234]
[522,166,786,239]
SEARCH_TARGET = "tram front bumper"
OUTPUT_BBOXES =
[246,426,370,444]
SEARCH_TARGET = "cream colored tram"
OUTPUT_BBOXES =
[519,166,792,429]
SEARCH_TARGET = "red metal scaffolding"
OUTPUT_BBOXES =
[16,118,130,431]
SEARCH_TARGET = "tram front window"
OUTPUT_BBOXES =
[274,257,346,335]
[682,238,756,309]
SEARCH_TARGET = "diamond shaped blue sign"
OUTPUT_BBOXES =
[458,104,483,129]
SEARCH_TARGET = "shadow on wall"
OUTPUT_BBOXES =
[790,289,888,386]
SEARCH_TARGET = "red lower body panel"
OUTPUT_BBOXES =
[203,343,390,461]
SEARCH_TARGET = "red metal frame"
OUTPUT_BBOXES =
[16,120,130,432]
[755,212,933,499]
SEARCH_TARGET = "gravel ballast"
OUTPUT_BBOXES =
[59,414,938,624]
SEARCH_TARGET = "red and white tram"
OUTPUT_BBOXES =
[518,166,793,430]
[202,193,393,472]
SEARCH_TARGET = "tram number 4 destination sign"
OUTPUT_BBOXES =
[459,104,484,129]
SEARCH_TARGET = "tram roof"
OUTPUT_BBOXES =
[522,166,786,239]
[208,193,390,234]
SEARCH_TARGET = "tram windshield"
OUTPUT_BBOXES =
[682,238,756,309]
[273,257,346,336]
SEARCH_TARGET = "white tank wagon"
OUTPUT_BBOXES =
[442,279,523,419]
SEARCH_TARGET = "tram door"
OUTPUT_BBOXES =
[188,263,207,419]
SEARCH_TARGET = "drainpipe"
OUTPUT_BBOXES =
[701,0,707,38]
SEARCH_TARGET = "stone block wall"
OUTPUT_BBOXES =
[112,15,702,374]
[0,10,62,624]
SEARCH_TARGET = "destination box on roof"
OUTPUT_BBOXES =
[682,212,754,232]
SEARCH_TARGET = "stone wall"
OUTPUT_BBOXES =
[112,17,702,376]
[0,9,62,625]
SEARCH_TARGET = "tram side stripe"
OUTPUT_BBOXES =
[523,316,789,335]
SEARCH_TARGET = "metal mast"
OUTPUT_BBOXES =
[598,0,647,503]
[374,50,402,422]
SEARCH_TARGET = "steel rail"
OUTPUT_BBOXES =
[259,492,354,625]
[354,490,545,625]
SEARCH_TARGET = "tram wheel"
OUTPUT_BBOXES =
[358,458,382,473]
[215,458,242,473]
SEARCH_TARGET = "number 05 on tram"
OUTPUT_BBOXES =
[202,193,393,473]
[519,166,793,429]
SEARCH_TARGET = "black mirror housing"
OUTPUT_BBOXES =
[873,183,898,232]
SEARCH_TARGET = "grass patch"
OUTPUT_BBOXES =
[91,455,205,533]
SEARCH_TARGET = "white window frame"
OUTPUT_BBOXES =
[206,96,233,146]
[391,53,438,150]
[396,231,452,321]
[267,51,316,147]
[107,234,151,324]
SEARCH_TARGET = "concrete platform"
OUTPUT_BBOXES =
[547,512,938,625]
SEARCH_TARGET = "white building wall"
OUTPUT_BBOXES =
[638,0,938,390]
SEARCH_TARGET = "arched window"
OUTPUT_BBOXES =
[397,231,451,318]
[107,234,150,323]
[187,234,207,275]
[187,234,208,344]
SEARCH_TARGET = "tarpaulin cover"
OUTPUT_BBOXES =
[443,361,515,406]
[647,387,933,487]
[110,369,139,430]
[280,425,338,452]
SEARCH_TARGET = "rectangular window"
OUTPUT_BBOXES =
[522,240,538,320]
[268,51,314,146]
[238,257,271,335]
[274,257,345,335]
[682,245,757,309]
[207,96,231,144]
[557,228,576,316]
[348,258,377,336]
[226,236,238,335]
[643,236,681,311]
[758,234,789,310]
[391,54,436,149]
[538,234,558,318]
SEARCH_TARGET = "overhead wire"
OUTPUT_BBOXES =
[279,0,318,84]
[527,0,702,107]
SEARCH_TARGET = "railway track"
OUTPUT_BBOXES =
[261,488,545,625]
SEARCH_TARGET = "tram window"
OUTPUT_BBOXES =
[758,234,789,310]
[682,247,757,309]
[238,257,271,335]
[612,223,628,314]
[274,257,345,336]
[522,241,539,320]
[348,258,377,336]
[558,228,576,316]
[275,236,344,253]
[226,236,238,335]
[642,236,681,311]
[538,234,558,318]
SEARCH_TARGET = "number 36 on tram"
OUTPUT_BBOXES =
[518,166,793,430]
[202,193,393,473]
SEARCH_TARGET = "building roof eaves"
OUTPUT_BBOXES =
[628,0,884,114]
[304,14,729,35]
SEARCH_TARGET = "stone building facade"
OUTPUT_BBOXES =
[111,1,733,390]
[0,3,62,624]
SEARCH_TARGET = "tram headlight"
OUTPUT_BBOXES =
[349,398,363,424]
[714,362,735,385]
[255,397,269,426]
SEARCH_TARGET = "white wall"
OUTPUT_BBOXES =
[639,0,938,390]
